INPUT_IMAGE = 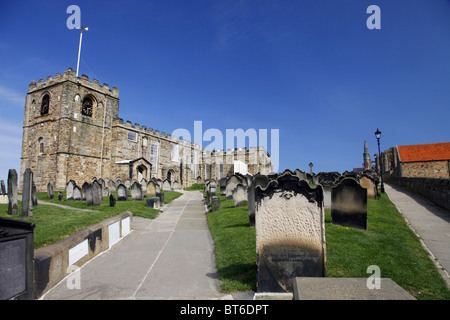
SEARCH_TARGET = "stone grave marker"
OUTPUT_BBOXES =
[86,181,102,206]
[255,172,326,293]
[73,186,82,201]
[172,181,180,190]
[131,181,143,200]
[108,180,116,192]
[219,178,227,196]
[359,174,377,200]
[232,184,248,207]
[31,184,38,206]
[109,194,116,207]
[21,168,33,218]
[7,169,19,215]
[162,179,172,192]
[140,179,148,197]
[81,182,89,201]
[66,180,76,201]
[211,196,221,212]
[124,178,131,189]
[0,180,5,194]
[47,182,54,199]
[58,191,63,201]
[225,175,241,200]
[331,178,367,229]
[156,192,164,205]
[146,197,160,209]
[248,174,270,226]
[147,181,156,195]
[0,217,36,300]
[117,183,127,201]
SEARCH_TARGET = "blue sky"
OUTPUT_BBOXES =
[0,0,449,182]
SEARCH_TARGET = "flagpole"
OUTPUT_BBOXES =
[76,26,88,77]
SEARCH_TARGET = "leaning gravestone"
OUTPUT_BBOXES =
[331,178,367,230]
[117,183,127,201]
[7,169,19,215]
[21,168,33,218]
[232,184,248,207]
[248,174,270,226]
[47,182,54,199]
[255,172,326,293]
[131,181,143,200]
[0,217,35,300]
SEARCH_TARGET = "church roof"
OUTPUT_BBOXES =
[397,142,450,163]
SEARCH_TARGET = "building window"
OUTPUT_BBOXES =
[127,131,137,142]
[81,97,93,117]
[38,138,44,154]
[41,94,49,115]
[150,140,159,174]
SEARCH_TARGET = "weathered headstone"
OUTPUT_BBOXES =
[146,197,160,209]
[211,196,221,212]
[73,186,82,201]
[162,179,172,192]
[102,187,109,198]
[140,179,148,197]
[21,168,34,218]
[147,181,156,195]
[98,178,105,188]
[172,181,180,190]
[255,173,326,293]
[31,184,38,206]
[331,178,367,230]
[359,174,377,200]
[131,181,143,200]
[66,180,76,201]
[117,183,127,201]
[0,180,6,194]
[156,192,164,205]
[7,169,19,215]
[225,175,241,200]
[109,194,116,207]
[86,181,102,206]
[219,178,227,196]
[47,182,54,199]
[81,182,90,201]
[108,180,116,192]
[248,174,270,226]
[232,184,248,207]
[0,217,35,300]
[320,182,334,210]
[124,178,131,189]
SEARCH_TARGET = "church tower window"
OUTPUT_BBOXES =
[41,94,49,115]
[81,97,93,117]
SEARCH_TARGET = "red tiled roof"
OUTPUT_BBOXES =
[397,142,450,163]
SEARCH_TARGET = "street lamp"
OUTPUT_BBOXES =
[374,128,385,193]
[76,26,89,77]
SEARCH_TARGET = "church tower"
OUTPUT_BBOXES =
[20,68,119,191]
[363,140,371,169]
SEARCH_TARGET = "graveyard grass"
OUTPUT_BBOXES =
[207,192,450,299]
[0,190,182,249]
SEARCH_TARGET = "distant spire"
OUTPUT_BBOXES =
[363,141,371,169]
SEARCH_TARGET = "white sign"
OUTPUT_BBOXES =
[68,239,88,266]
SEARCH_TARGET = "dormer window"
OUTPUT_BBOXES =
[81,97,93,117]
[41,94,49,115]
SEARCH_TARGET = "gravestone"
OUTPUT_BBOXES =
[109,194,116,207]
[359,174,377,200]
[331,178,367,229]
[0,217,35,300]
[73,186,82,201]
[7,169,19,215]
[116,178,122,187]
[147,181,157,195]
[131,181,143,200]
[66,180,76,201]
[211,196,221,212]
[146,197,160,209]
[108,180,116,192]
[86,182,102,206]
[124,178,131,189]
[58,192,63,201]
[47,182,54,199]
[140,179,148,197]
[172,181,180,190]
[156,192,164,205]
[0,180,5,194]
[102,187,109,198]
[81,182,90,201]
[320,182,334,210]
[219,178,227,196]
[225,175,242,200]
[255,173,326,293]
[232,184,248,207]
[248,174,270,226]
[21,168,33,218]
[162,179,172,192]
[117,183,127,201]
[98,178,105,188]
[31,184,38,206]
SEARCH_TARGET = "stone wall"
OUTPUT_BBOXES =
[386,177,450,211]
[401,161,449,179]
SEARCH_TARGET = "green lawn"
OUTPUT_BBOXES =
[0,190,182,249]
[206,192,450,300]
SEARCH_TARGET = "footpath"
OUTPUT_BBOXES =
[384,183,450,289]
[41,190,231,300]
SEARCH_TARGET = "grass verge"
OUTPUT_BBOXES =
[206,192,450,299]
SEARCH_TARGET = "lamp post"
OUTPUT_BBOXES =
[76,26,88,77]
[375,128,385,193]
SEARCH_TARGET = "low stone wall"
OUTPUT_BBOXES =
[386,177,450,211]
[34,211,132,299]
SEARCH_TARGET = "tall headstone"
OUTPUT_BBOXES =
[140,179,148,197]
[109,194,116,207]
[86,181,102,206]
[248,174,270,226]
[108,180,116,192]
[0,180,6,194]
[31,184,38,206]
[331,178,367,229]
[73,186,82,201]
[7,169,19,215]
[131,181,143,200]
[147,181,156,195]
[359,174,377,200]
[21,168,34,218]
[46,182,54,199]
[81,182,90,201]
[255,173,326,293]
[117,183,127,201]
[219,178,227,196]
[66,180,76,201]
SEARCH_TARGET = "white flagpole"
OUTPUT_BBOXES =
[76,26,88,77]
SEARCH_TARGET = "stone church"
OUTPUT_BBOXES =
[20,68,273,191]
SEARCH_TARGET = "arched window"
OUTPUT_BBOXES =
[41,94,49,115]
[81,96,93,117]
[38,138,44,154]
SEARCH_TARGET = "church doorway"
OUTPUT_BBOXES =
[167,169,175,183]
[137,164,148,182]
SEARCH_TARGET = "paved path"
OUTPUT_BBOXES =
[41,191,229,300]
[384,183,450,288]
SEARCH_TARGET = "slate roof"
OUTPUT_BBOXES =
[397,142,450,163]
